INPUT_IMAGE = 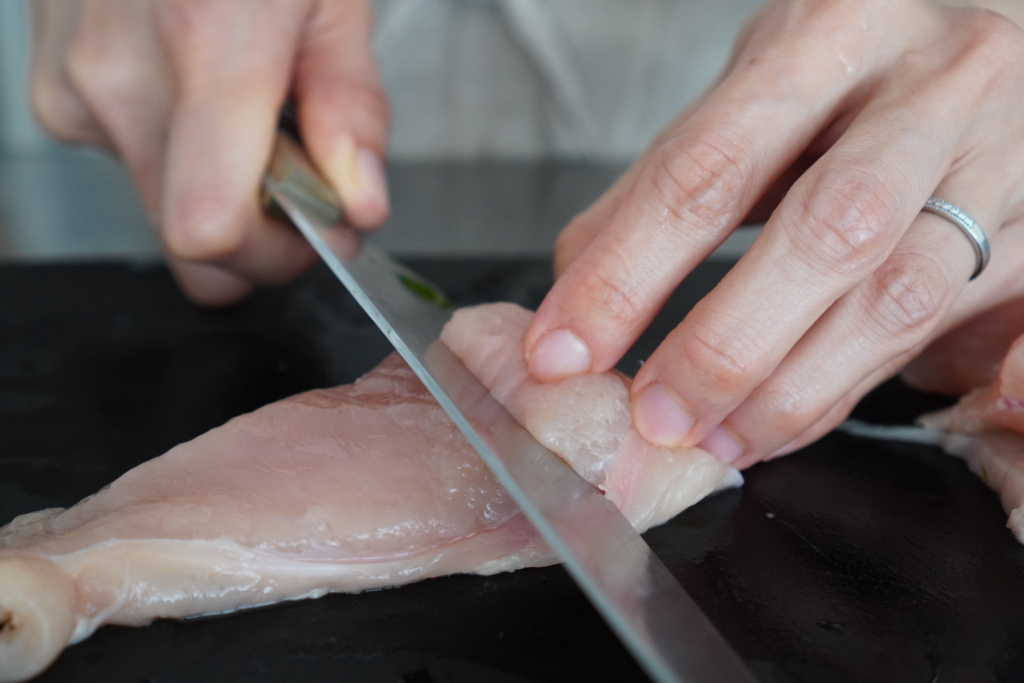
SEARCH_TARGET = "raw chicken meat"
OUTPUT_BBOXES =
[935,431,1024,544]
[920,336,1024,435]
[920,335,1024,544]
[902,296,1024,396]
[0,303,739,682]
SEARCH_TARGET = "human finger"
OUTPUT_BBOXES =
[734,162,1024,464]
[631,112,944,448]
[60,0,172,212]
[736,214,1024,465]
[27,0,110,149]
[523,0,913,384]
[750,374,881,466]
[553,173,634,279]
[294,0,390,229]
[900,179,1024,393]
[716,201,979,464]
[735,317,959,467]
[555,144,814,280]
[157,0,318,298]
[628,11,1019,450]
[552,92,718,277]
[166,257,254,307]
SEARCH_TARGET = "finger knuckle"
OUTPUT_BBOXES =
[28,76,91,143]
[573,260,649,329]
[864,251,953,341]
[65,36,138,119]
[678,322,758,397]
[962,10,1024,72]
[312,80,391,135]
[791,0,870,32]
[65,31,102,92]
[163,198,246,262]
[156,0,224,55]
[651,131,752,241]
[932,10,1024,104]
[793,167,899,277]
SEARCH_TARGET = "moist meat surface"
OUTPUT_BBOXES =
[921,335,1024,544]
[0,303,738,682]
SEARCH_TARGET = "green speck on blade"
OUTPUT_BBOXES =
[980,466,989,484]
[398,274,452,310]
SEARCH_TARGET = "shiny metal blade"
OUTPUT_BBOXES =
[837,419,947,445]
[264,134,755,683]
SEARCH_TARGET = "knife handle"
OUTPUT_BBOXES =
[261,107,344,228]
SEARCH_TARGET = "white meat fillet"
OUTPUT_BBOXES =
[920,335,1024,545]
[0,303,740,682]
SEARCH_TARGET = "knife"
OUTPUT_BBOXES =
[836,419,947,446]
[263,130,756,683]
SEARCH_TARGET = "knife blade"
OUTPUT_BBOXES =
[836,419,947,446]
[263,132,756,683]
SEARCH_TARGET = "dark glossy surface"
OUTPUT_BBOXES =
[2,260,1024,683]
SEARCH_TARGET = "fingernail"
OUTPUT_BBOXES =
[698,424,745,464]
[528,329,592,380]
[634,382,695,447]
[355,146,389,213]
[325,136,389,218]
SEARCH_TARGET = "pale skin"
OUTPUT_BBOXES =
[29,0,390,306]
[29,0,1024,468]
[524,0,1024,468]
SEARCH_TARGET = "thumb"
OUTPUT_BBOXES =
[295,0,390,229]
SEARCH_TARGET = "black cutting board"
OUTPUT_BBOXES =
[2,260,1023,683]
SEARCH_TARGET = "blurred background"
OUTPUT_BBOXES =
[0,0,761,264]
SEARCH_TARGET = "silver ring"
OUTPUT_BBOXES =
[921,196,990,280]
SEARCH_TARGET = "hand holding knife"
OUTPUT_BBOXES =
[263,127,756,683]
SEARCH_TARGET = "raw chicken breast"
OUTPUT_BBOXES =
[920,336,1024,435]
[441,304,741,531]
[0,303,739,682]
[920,334,1024,543]
[937,431,1024,544]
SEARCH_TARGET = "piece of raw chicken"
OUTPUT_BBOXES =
[920,335,1024,544]
[0,303,740,682]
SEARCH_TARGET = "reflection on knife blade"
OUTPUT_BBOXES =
[264,132,757,683]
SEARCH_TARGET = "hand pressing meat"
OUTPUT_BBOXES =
[919,334,1024,544]
[0,303,739,682]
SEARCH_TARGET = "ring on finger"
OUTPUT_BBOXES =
[921,196,990,280]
